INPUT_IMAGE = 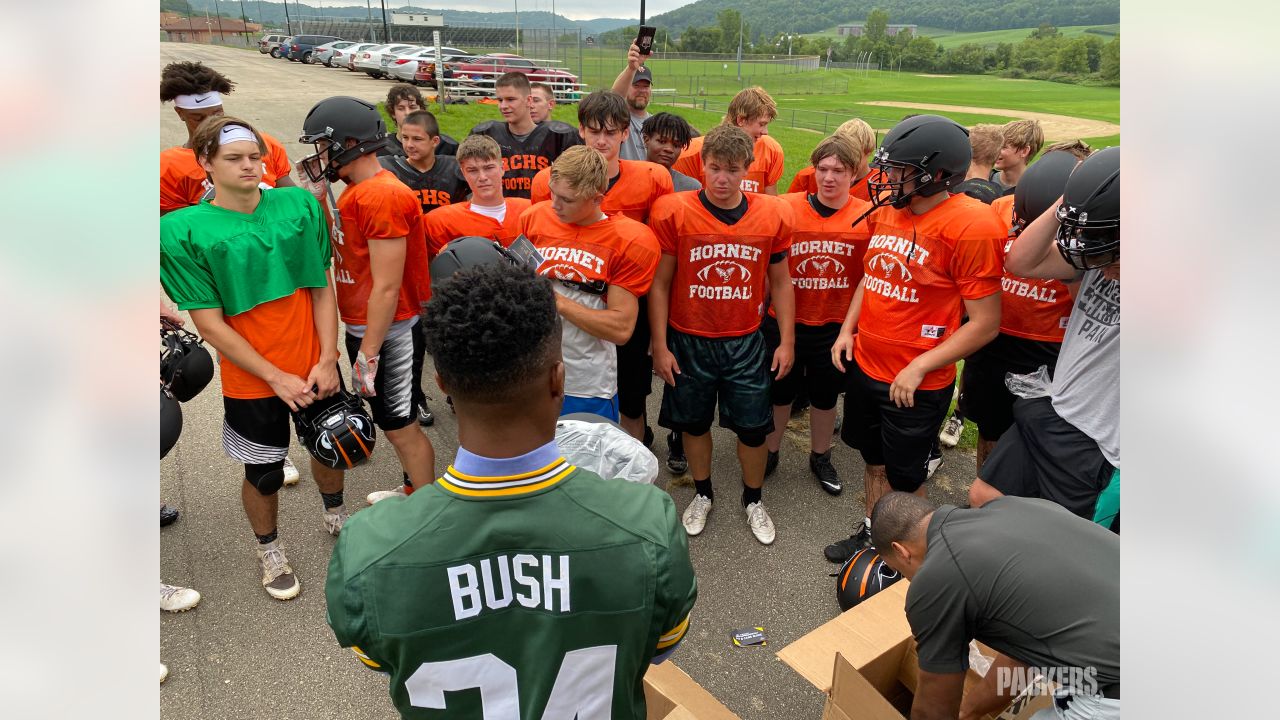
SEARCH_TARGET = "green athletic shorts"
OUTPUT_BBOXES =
[658,328,773,437]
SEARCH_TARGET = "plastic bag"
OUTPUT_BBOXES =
[1004,364,1053,400]
[554,419,659,485]
[968,640,994,677]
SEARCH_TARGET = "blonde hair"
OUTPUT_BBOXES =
[549,145,608,198]
[1002,119,1044,158]
[701,124,755,167]
[1043,139,1094,161]
[968,124,1004,167]
[834,118,877,156]
[456,134,502,165]
[809,135,860,173]
[724,86,777,125]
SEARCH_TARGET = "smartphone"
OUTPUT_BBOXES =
[635,25,656,55]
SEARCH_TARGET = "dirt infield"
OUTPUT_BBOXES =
[863,100,1120,139]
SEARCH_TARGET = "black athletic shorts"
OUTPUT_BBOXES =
[222,396,292,465]
[344,324,418,432]
[960,333,1061,441]
[658,328,773,437]
[840,358,953,493]
[980,396,1114,520]
[410,318,428,406]
[617,297,652,419]
[761,317,844,411]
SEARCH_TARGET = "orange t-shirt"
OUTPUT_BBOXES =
[990,195,1074,342]
[333,170,429,325]
[517,202,660,297]
[770,193,871,326]
[787,166,875,202]
[530,159,674,222]
[221,289,322,399]
[672,135,786,194]
[159,133,292,213]
[854,194,1004,389]
[423,198,532,255]
[650,191,793,338]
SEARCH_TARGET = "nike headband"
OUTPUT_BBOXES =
[218,125,259,146]
[174,91,223,109]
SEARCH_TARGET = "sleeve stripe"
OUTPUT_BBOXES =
[657,615,690,650]
[351,646,381,669]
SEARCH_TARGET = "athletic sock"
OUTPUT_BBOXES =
[742,485,762,508]
[864,516,872,531]
[256,528,279,545]
[320,490,345,510]
[694,478,714,502]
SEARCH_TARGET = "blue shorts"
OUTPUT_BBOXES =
[561,394,620,423]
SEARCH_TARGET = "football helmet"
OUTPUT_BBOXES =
[429,236,525,287]
[1011,151,1079,235]
[292,386,377,470]
[835,547,903,611]
[160,318,214,402]
[298,96,389,183]
[1056,146,1119,270]
[868,114,971,209]
[161,386,183,459]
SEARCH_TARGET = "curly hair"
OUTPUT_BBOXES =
[159,62,234,102]
[423,263,561,404]
[641,112,694,149]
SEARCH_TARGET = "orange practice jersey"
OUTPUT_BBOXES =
[529,159,674,222]
[222,289,321,399]
[991,195,1074,342]
[650,191,793,338]
[333,170,429,325]
[517,202,660,297]
[787,166,875,202]
[854,194,1004,389]
[770,193,871,325]
[423,198,532,255]
[672,135,786,195]
[159,133,292,213]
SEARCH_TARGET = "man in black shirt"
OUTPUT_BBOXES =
[469,72,582,199]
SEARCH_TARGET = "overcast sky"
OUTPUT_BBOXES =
[252,1,697,22]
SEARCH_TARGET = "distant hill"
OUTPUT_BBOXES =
[647,0,1120,35]
[171,1,636,33]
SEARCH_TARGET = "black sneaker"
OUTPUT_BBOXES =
[160,504,180,527]
[823,520,871,562]
[418,403,435,427]
[810,450,842,495]
[765,449,780,478]
[666,432,688,474]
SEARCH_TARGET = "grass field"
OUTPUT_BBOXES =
[800,23,1120,49]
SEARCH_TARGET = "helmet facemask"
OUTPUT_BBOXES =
[297,131,389,183]
[867,148,954,210]
[1055,204,1120,270]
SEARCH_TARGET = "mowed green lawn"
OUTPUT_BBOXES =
[926,24,1119,49]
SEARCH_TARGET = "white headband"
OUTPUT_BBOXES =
[218,125,258,146]
[173,91,222,109]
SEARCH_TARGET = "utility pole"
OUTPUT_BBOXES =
[213,0,226,42]
[283,0,293,35]
[380,0,390,44]
[238,0,250,46]
[736,13,743,81]
[514,1,520,55]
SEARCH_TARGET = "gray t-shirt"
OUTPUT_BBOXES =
[1051,269,1120,466]
[907,498,1120,688]
[669,168,702,192]
[619,112,651,161]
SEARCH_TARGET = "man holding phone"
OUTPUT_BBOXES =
[611,33,656,162]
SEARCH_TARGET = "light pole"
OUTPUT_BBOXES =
[514,1,520,54]
[380,0,389,44]
[283,0,293,35]
[238,0,250,46]
[736,13,743,81]
[213,0,226,42]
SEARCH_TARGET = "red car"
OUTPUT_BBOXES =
[452,54,580,95]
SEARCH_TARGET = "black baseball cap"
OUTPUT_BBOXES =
[632,66,653,85]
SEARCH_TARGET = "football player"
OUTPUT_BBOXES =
[672,86,785,195]
[786,118,877,203]
[469,72,582,199]
[992,119,1044,192]
[528,81,557,123]
[422,134,532,254]
[642,112,703,193]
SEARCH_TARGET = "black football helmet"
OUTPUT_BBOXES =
[161,386,183,459]
[868,114,971,209]
[1012,151,1079,235]
[835,547,903,611]
[292,386,377,470]
[160,318,214,402]
[298,96,389,182]
[429,236,526,287]
[1056,146,1119,270]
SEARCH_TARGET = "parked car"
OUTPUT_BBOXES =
[452,53,580,94]
[346,43,386,71]
[313,40,356,67]
[285,35,344,64]
[271,36,294,58]
[331,42,377,69]
[259,34,288,55]
[387,47,472,84]
[355,44,420,79]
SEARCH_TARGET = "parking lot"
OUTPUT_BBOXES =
[159,41,978,719]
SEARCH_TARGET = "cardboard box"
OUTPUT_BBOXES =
[777,581,1052,720]
[644,661,742,720]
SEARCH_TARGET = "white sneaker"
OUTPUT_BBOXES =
[927,450,944,479]
[257,540,301,600]
[160,663,169,684]
[367,486,407,504]
[938,414,963,448]
[745,501,776,545]
[160,582,201,612]
[681,494,713,536]
[282,456,301,486]
[323,506,349,536]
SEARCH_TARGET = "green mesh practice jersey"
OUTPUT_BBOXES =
[326,457,697,719]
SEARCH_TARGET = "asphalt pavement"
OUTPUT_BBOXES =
[159,42,977,719]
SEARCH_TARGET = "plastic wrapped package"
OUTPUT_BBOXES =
[554,418,659,485]
[1004,364,1053,400]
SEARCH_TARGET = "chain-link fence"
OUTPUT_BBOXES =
[664,95,904,136]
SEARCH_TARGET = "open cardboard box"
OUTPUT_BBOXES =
[777,581,1052,720]
[644,661,742,720]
